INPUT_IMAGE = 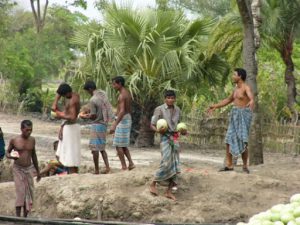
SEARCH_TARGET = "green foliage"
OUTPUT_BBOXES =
[257,48,287,121]
[168,0,234,18]
[261,0,300,51]
[72,4,229,111]
[0,80,19,112]
[19,88,43,112]
[0,4,88,112]
[71,0,87,9]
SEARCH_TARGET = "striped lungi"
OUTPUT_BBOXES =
[225,106,252,156]
[56,124,81,167]
[112,114,132,147]
[154,133,181,184]
[13,164,34,212]
[89,123,107,151]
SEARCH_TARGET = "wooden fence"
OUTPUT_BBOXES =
[182,114,300,154]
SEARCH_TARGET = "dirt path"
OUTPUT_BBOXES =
[1,112,300,224]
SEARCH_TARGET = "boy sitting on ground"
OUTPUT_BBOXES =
[40,140,68,176]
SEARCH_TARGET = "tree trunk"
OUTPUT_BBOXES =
[30,0,48,33]
[251,0,262,49]
[130,100,142,144]
[280,40,297,124]
[133,99,158,148]
[236,0,263,165]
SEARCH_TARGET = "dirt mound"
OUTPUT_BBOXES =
[1,112,300,224]
[1,159,300,224]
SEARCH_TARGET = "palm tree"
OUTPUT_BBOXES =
[236,0,263,165]
[209,0,300,123]
[190,0,264,164]
[73,3,229,147]
[261,0,300,123]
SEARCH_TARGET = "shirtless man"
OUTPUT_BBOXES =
[6,120,41,217]
[51,83,81,174]
[208,68,254,173]
[109,76,135,171]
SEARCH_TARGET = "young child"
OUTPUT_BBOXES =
[40,140,68,176]
[149,90,186,201]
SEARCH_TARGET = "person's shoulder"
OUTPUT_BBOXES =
[8,137,17,144]
[71,93,80,103]
[175,105,181,111]
[29,136,35,142]
[244,83,252,91]
[154,104,164,111]
[90,94,98,102]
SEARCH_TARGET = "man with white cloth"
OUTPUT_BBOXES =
[51,83,81,174]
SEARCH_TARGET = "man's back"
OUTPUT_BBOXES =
[90,90,113,124]
[64,93,80,122]
[118,88,132,114]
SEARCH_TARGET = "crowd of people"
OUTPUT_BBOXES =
[3,68,254,217]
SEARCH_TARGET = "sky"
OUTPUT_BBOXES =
[15,0,157,21]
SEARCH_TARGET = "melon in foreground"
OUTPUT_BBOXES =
[50,111,57,118]
[177,122,187,133]
[156,119,168,131]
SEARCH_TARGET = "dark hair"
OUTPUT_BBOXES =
[57,83,72,96]
[164,90,176,98]
[112,76,125,86]
[21,120,32,129]
[234,68,247,81]
[83,81,96,91]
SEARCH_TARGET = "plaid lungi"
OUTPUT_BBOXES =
[112,114,132,147]
[13,164,34,212]
[89,123,107,151]
[225,107,252,156]
[154,133,181,184]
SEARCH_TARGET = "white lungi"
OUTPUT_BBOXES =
[56,124,81,167]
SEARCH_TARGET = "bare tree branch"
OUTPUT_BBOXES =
[30,0,39,32]
[41,0,49,30]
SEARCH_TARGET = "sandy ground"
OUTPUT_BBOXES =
[1,112,300,224]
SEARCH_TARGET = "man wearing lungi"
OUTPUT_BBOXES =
[109,76,135,171]
[51,83,81,174]
[208,68,254,173]
[81,81,114,174]
[6,120,41,217]
[149,90,184,201]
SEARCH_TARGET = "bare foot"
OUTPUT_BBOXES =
[94,169,100,175]
[101,168,110,174]
[128,164,135,171]
[149,184,158,196]
[165,190,176,201]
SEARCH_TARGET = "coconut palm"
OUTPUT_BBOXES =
[260,0,300,123]
[73,3,229,146]
[209,0,300,123]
